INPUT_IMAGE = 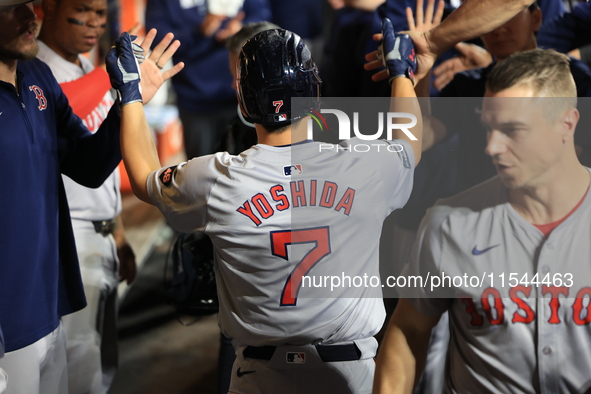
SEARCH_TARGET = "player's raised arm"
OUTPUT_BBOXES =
[406,0,445,151]
[106,32,184,203]
[365,0,535,84]
[415,0,534,81]
[377,18,423,165]
[373,299,441,394]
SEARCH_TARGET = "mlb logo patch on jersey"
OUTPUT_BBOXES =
[159,165,177,187]
[286,352,306,364]
[283,164,303,176]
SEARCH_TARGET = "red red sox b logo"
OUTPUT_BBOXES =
[29,85,47,111]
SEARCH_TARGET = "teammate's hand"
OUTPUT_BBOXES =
[106,32,143,106]
[407,0,445,34]
[127,23,142,37]
[215,11,244,42]
[200,13,226,37]
[117,243,137,284]
[134,29,185,105]
[113,220,137,284]
[432,42,492,90]
[378,18,417,85]
[568,48,582,60]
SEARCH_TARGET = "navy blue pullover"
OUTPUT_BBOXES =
[0,58,121,352]
[145,0,271,112]
[538,2,591,53]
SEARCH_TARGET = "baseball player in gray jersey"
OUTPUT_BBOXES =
[374,49,591,394]
[107,19,422,394]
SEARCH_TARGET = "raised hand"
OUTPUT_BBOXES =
[432,42,492,90]
[365,0,443,84]
[407,0,445,33]
[215,11,245,42]
[106,32,142,106]
[200,13,226,37]
[378,18,417,85]
[134,29,185,105]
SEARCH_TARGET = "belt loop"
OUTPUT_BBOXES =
[92,218,117,236]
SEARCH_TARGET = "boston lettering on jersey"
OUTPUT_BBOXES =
[461,285,591,326]
[237,180,356,226]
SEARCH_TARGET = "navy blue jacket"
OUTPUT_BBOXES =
[269,0,323,39]
[0,58,121,352]
[538,2,591,53]
[145,0,271,112]
[538,0,565,23]
[322,0,419,98]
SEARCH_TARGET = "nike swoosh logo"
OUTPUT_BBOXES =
[237,368,256,377]
[472,245,500,255]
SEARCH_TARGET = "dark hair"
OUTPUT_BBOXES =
[262,119,303,134]
[528,1,539,12]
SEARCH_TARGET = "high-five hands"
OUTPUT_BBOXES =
[364,0,444,84]
[376,18,418,85]
[135,29,185,104]
[107,30,185,106]
[432,42,492,90]
[106,32,142,106]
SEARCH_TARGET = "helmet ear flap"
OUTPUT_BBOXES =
[236,29,322,126]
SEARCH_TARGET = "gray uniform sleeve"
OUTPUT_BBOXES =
[147,153,230,233]
[399,204,453,316]
[363,139,415,214]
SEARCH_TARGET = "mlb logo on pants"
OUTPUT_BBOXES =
[286,352,306,364]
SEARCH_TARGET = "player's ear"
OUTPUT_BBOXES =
[42,0,58,19]
[561,107,579,143]
[532,8,542,33]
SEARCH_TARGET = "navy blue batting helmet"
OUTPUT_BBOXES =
[236,29,322,126]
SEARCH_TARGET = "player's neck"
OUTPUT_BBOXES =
[37,34,81,66]
[509,163,590,225]
[255,122,309,146]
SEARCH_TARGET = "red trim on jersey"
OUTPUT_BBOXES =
[59,67,111,119]
[534,188,589,237]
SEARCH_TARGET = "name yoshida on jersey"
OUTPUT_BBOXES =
[147,139,415,347]
[236,180,356,226]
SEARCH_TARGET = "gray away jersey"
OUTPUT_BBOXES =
[401,171,591,394]
[148,139,414,347]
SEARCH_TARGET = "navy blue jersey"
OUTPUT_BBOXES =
[322,8,385,98]
[269,0,323,40]
[538,2,591,53]
[538,0,565,23]
[0,58,121,352]
[145,0,271,112]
